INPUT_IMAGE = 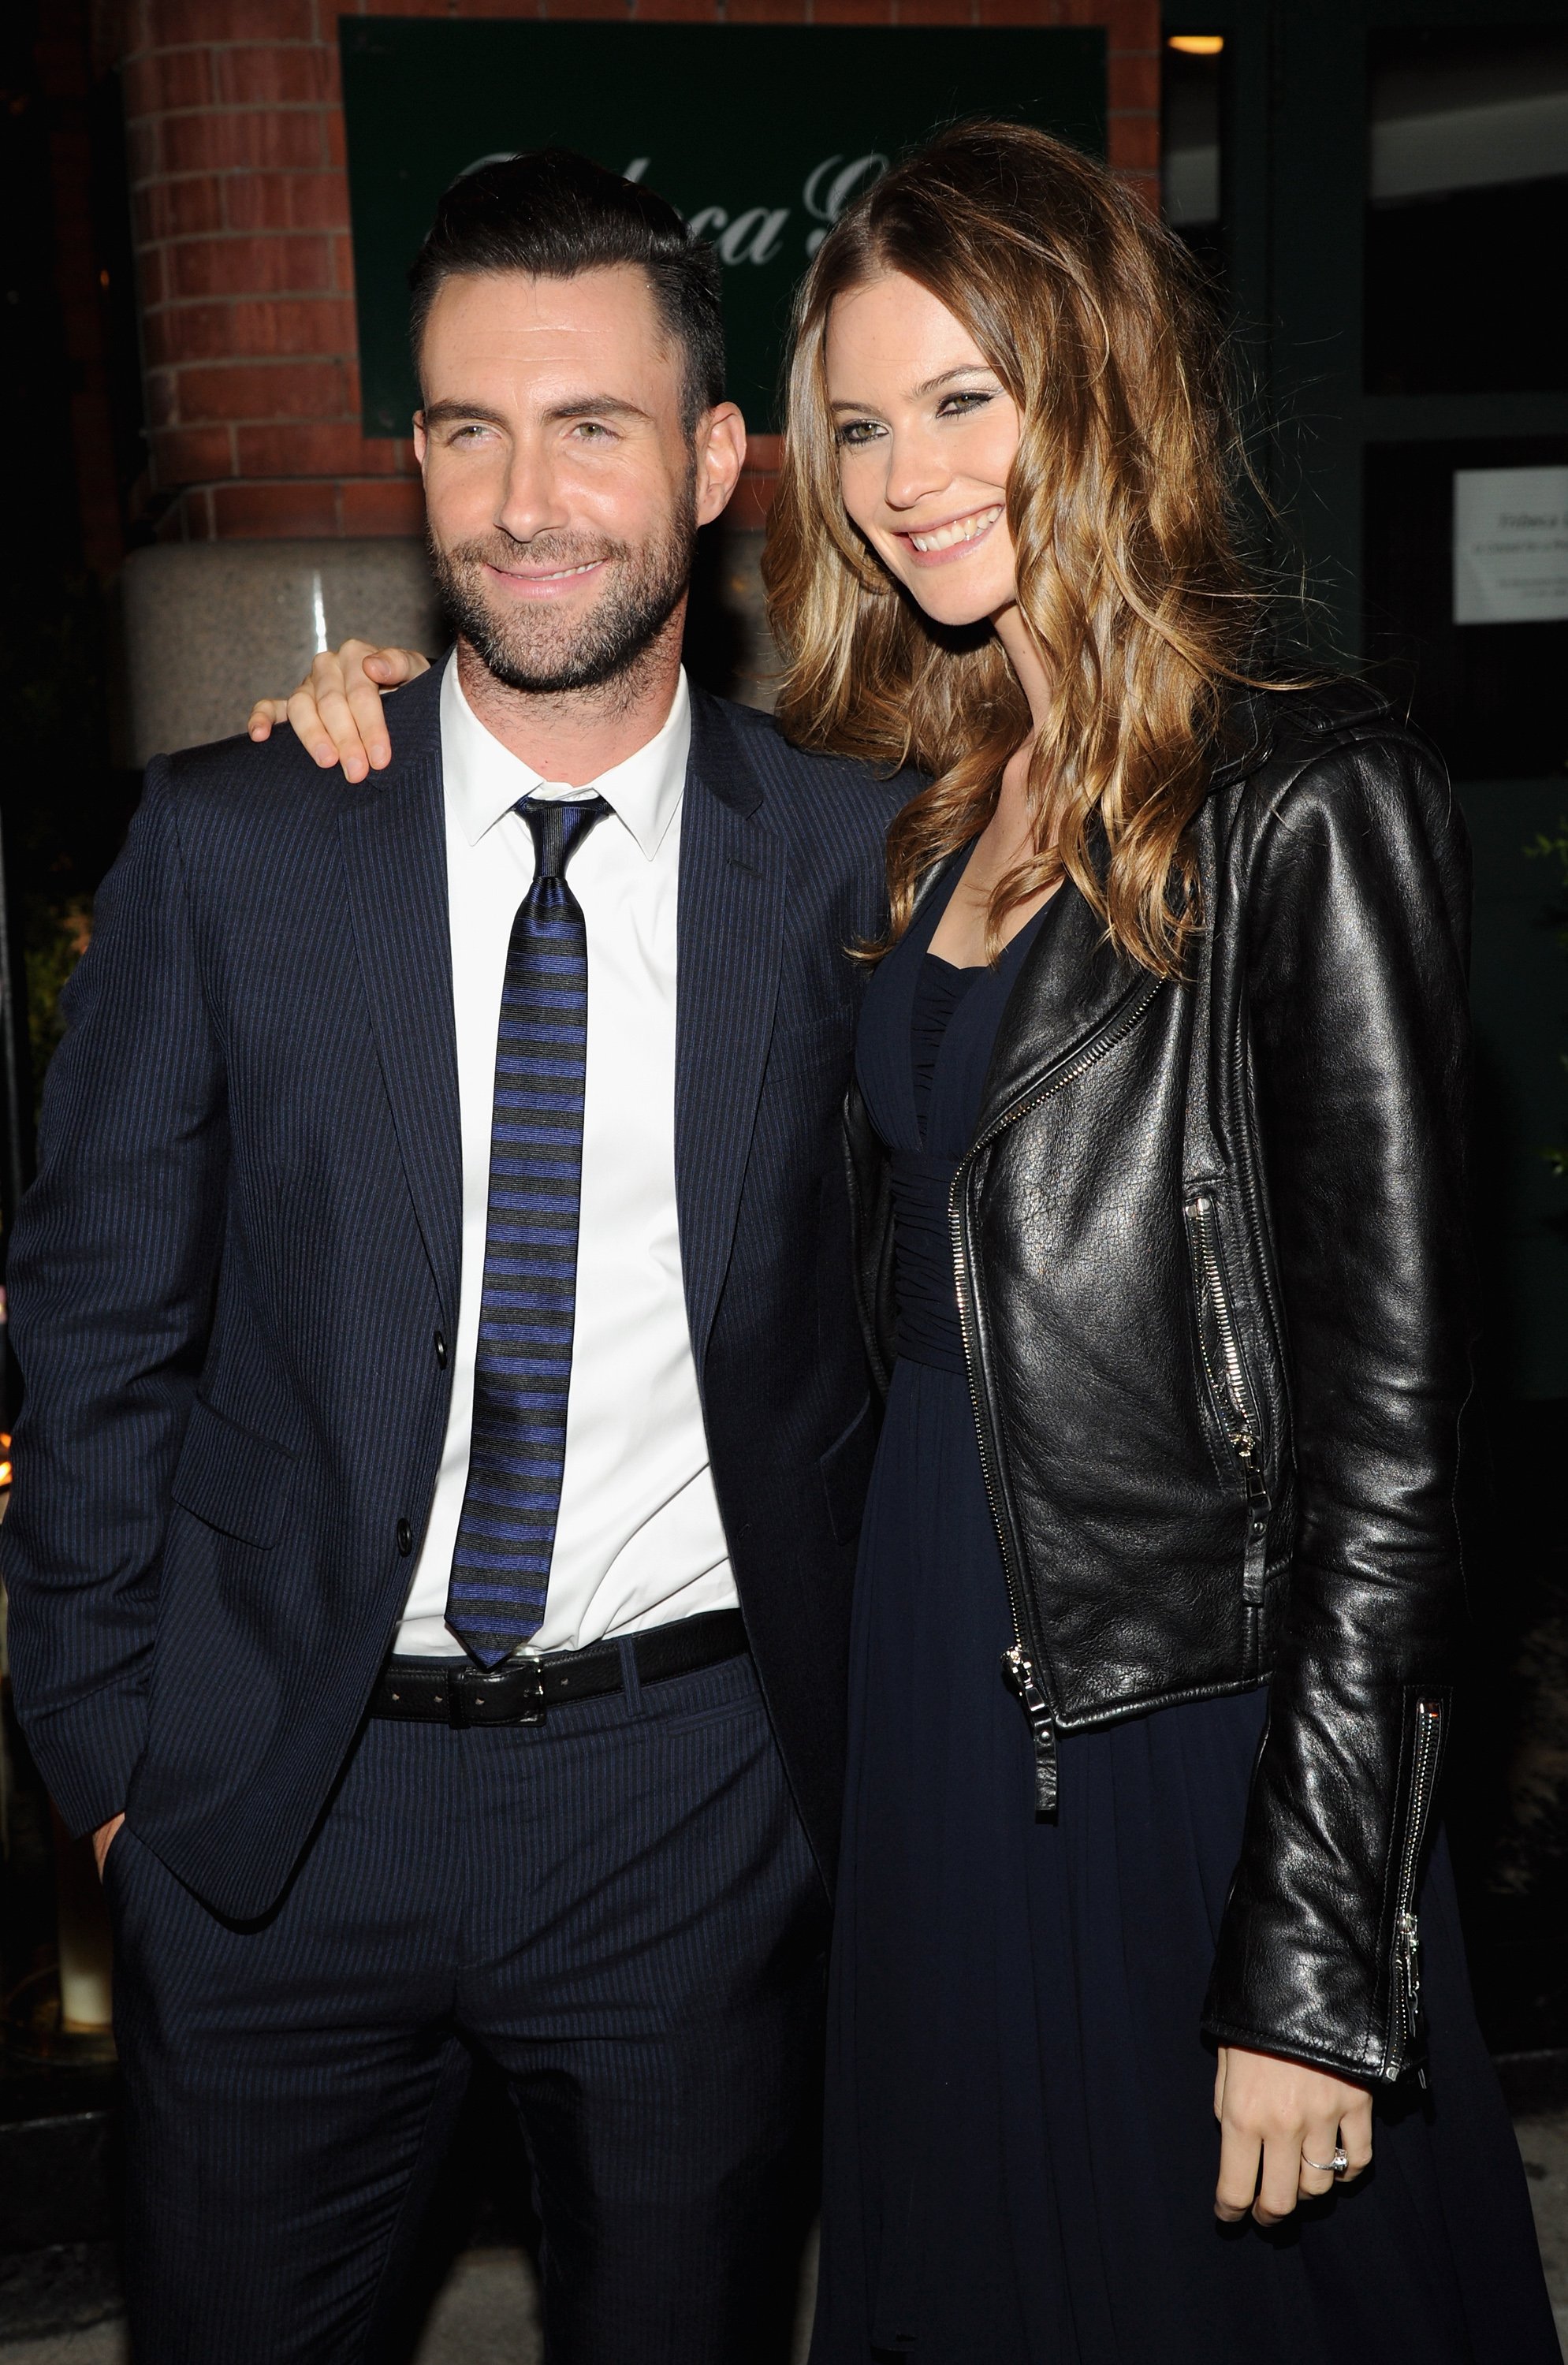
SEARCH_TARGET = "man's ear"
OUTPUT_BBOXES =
[694,401,747,529]
[413,413,428,471]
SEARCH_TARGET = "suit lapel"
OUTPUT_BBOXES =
[675,691,788,1372]
[337,664,463,1324]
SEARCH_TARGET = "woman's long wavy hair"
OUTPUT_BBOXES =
[763,120,1267,975]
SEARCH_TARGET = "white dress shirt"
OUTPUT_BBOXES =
[393,659,738,1659]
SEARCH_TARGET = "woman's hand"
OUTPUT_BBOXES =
[1213,2044,1372,2224]
[247,640,431,782]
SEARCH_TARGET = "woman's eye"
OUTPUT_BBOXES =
[836,419,884,449]
[937,390,995,418]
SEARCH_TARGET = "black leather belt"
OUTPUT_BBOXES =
[371,1607,748,1729]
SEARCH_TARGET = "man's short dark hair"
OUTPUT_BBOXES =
[409,148,724,432]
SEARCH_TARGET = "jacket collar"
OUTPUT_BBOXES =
[337,660,462,1323]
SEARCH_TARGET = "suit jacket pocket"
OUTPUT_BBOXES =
[819,1395,877,1549]
[169,1398,299,1548]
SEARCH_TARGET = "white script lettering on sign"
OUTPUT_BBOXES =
[458,149,888,265]
[1453,466,1568,626]
[653,151,888,262]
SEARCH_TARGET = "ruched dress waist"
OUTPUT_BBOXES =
[889,958,981,1375]
[888,1152,966,1372]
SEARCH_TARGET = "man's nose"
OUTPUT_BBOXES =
[495,442,571,542]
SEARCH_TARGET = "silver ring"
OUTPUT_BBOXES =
[1302,2146,1350,2177]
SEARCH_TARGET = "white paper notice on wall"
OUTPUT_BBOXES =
[1453,466,1568,625]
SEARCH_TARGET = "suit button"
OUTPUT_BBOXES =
[434,1331,448,1369]
[396,1518,413,1556]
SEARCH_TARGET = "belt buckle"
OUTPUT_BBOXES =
[449,1657,546,1728]
[508,1652,546,1726]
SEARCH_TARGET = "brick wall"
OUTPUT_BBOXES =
[121,0,1161,542]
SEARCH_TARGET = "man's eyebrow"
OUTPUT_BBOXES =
[419,395,654,431]
[542,394,652,424]
[419,400,508,431]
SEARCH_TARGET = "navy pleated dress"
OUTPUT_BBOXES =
[811,856,1560,2365]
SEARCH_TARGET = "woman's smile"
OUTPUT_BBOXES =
[898,502,1005,561]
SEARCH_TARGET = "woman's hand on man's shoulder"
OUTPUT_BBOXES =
[247,640,431,782]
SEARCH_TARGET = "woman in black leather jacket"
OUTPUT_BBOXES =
[761,120,1558,2365]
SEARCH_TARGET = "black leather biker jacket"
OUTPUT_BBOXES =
[844,683,1477,2088]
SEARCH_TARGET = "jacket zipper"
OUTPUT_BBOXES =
[949,978,1163,1815]
[1186,1193,1270,1607]
[1386,1696,1443,2080]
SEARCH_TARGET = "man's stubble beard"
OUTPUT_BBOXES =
[428,476,698,706]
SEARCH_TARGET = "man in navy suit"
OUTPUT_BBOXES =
[2,152,899,2362]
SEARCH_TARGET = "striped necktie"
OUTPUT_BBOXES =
[446,793,609,1667]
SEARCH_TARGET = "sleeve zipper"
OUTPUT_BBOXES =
[1384,1696,1443,2081]
[1185,1192,1271,1607]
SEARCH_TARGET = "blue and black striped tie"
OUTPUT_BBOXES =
[446,793,609,1667]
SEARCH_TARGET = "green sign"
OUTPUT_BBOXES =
[341,21,1106,437]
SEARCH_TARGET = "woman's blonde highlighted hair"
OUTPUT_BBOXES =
[763,120,1264,975]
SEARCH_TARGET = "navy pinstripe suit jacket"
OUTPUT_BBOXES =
[3,662,907,1920]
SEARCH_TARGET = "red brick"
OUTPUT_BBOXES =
[136,173,225,240]
[173,357,353,422]
[210,479,344,538]
[1108,49,1159,111]
[324,109,347,168]
[976,0,1056,17]
[148,292,356,362]
[223,169,351,233]
[210,43,339,107]
[137,244,167,307]
[167,232,335,299]
[456,0,549,14]
[1106,114,1158,173]
[631,0,723,17]
[744,433,783,473]
[162,109,328,176]
[333,232,356,292]
[811,0,896,20]
[339,479,427,535]
[169,488,211,542]
[141,0,318,43]
[896,0,978,20]
[1052,0,1146,23]
[1107,0,1158,39]
[1116,166,1160,214]
[724,0,808,17]
[234,420,410,477]
[150,423,236,484]
[536,0,631,18]
[122,47,212,117]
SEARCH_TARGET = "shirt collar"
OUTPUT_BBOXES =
[440,654,691,861]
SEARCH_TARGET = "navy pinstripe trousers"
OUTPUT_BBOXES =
[105,1648,827,2363]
